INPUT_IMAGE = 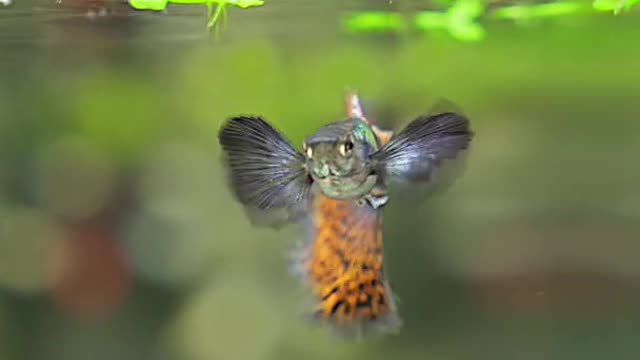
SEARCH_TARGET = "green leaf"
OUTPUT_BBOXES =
[450,22,485,42]
[131,0,264,11]
[414,12,449,29]
[593,0,640,13]
[227,0,264,8]
[129,0,168,10]
[414,0,486,42]
[344,12,406,32]
[493,1,584,19]
[168,0,206,4]
[450,0,485,18]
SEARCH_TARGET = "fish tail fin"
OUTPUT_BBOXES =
[311,268,402,338]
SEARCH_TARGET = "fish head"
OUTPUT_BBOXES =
[303,118,380,200]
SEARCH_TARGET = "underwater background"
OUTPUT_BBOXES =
[1,0,640,359]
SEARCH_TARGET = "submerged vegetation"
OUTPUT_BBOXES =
[121,0,640,41]
[3,0,634,40]
[128,0,264,35]
[345,0,639,42]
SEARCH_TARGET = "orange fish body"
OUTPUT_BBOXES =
[292,93,401,336]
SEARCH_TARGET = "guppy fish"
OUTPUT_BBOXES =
[218,93,473,337]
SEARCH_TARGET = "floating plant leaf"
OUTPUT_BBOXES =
[205,0,263,34]
[128,0,264,34]
[448,0,485,41]
[492,1,584,20]
[413,11,448,30]
[129,0,263,9]
[593,0,640,14]
[344,12,406,32]
[414,0,486,42]
[342,0,638,43]
[129,0,168,10]
[449,21,484,42]
[450,0,485,18]
[228,0,264,8]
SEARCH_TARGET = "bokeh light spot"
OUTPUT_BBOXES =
[124,210,218,285]
[48,223,131,319]
[31,136,117,220]
[167,276,284,360]
[0,207,64,293]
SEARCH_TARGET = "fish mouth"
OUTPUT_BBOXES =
[328,166,347,177]
[310,162,347,179]
[313,173,378,200]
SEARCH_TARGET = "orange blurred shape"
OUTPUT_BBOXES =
[48,222,131,319]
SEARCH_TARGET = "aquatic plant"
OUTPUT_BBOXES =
[593,0,640,14]
[128,0,264,35]
[344,0,639,42]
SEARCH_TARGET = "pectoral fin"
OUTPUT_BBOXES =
[373,112,473,186]
[218,116,313,226]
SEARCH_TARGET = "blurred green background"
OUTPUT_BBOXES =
[1,1,640,359]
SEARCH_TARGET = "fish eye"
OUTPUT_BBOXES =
[339,140,353,157]
[303,143,313,158]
